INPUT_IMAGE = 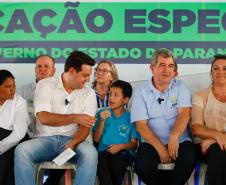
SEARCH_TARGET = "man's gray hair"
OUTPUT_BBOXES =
[151,48,177,70]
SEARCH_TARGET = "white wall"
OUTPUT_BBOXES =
[0,63,211,93]
[130,72,211,95]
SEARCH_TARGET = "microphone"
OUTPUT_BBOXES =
[158,98,164,104]
[65,99,70,105]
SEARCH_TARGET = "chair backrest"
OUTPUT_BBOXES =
[129,72,210,95]
[36,161,76,170]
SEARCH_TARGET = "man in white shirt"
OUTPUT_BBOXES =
[14,51,98,185]
[18,55,56,138]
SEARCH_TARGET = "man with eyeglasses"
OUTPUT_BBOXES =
[131,48,197,185]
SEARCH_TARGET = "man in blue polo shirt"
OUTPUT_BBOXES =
[131,48,197,185]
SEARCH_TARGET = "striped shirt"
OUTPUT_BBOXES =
[95,90,110,109]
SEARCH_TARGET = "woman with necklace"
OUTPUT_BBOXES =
[191,54,226,185]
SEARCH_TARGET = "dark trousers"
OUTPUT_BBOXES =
[134,141,197,185]
[0,146,16,185]
[97,150,130,185]
[0,127,29,185]
[43,170,65,185]
[0,128,14,185]
[197,143,226,185]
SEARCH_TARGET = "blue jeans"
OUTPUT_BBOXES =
[14,135,98,185]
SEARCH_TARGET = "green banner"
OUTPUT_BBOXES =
[0,2,225,63]
[0,2,226,41]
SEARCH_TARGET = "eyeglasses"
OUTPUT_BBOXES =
[214,54,226,60]
[95,68,112,75]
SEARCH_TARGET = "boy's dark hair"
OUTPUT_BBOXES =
[64,51,96,72]
[0,70,15,85]
[111,80,133,98]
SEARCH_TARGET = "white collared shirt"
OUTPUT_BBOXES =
[34,76,97,137]
[0,94,30,155]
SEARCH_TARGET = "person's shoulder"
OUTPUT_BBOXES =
[124,110,131,116]
[21,82,35,90]
[134,80,150,93]
[137,80,149,88]
[172,78,185,86]
[38,76,56,84]
[195,86,211,97]
[18,82,36,99]
[120,111,131,121]
[171,79,189,89]
[13,93,27,106]
[192,87,211,106]
[37,77,58,89]
[80,85,95,95]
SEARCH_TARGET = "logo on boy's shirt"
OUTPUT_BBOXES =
[119,125,129,137]
[170,95,177,107]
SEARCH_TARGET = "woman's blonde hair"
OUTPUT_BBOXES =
[92,60,119,88]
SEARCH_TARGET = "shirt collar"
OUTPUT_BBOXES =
[56,75,79,97]
[147,78,176,95]
[94,88,110,99]
[56,75,64,89]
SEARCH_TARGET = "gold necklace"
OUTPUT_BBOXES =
[213,90,226,102]
[216,95,226,102]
